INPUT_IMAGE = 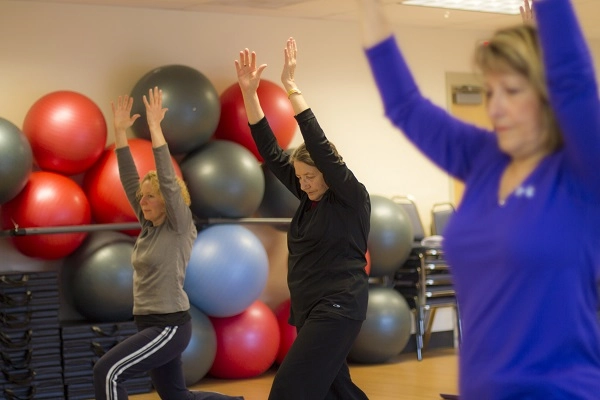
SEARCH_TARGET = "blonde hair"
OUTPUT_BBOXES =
[136,170,191,206]
[474,24,563,152]
[288,142,343,167]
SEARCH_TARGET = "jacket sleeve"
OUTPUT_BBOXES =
[535,0,600,199]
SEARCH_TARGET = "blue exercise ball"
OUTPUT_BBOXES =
[180,140,265,219]
[0,118,32,204]
[130,64,220,155]
[184,225,269,317]
[348,286,412,364]
[368,194,413,278]
[63,231,135,322]
[182,305,217,386]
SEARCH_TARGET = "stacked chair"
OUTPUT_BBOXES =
[0,271,65,399]
[392,196,462,361]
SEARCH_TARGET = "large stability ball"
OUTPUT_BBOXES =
[348,286,412,364]
[184,225,269,317]
[209,300,280,379]
[22,91,107,175]
[83,138,182,228]
[274,298,297,365]
[130,65,220,155]
[182,306,217,386]
[62,231,135,322]
[0,118,33,204]
[1,171,91,260]
[257,162,299,219]
[180,140,264,218]
[368,194,413,277]
[214,80,296,162]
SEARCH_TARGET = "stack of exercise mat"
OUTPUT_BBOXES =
[0,271,66,399]
[61,320,153,399]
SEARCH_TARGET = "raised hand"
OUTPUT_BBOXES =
[520,0,535,25]
[281,37,297,89]
[142,86,168,130]
[235,48,267,96]
[111,95,140,148]
[112,95,140,135]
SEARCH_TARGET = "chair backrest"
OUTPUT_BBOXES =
[431,202,455,236]
[392,195,426,242]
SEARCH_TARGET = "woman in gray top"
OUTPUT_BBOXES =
[93,86,244,400]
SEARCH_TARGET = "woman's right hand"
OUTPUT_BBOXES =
[111,95,140,147]
[235,48,267,97]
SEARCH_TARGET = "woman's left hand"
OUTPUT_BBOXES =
[142,86,168,129]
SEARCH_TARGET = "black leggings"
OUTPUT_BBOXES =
[93,321,244,400]
[268,311,369,400]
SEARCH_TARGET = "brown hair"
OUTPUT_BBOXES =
[136,170,191,206]
[474,24,563,152]
[288,141,343,167]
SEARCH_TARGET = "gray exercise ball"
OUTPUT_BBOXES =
[368,194,414,278]
[130,64,220,155]
[0,118,33,204]
[180,140,265,219]
[348,286,412,364]
[63,231,135,322]
[257,163,299,219]
[182,305,217,386]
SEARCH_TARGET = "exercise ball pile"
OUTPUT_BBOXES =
[62,231,135,322]
[180,140,265,219]
[348,286,412,364]
[368,194,414,278]
[130,64,220,155]
[209,300,280,379]
[0,118,32,204]
[22,90,107,176]
[214,79,296,162]
[1,171,91,260]
[184,225,269,317]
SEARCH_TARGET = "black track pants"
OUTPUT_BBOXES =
[93,321,244,400]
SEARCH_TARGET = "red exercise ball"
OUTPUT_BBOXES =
[209,300,280,379]
[365,249,372,276]
[274,298,297,365]
[1,171,91,260]
[83,138,183,231]
[213,80,296,162]
[22,90,107,176]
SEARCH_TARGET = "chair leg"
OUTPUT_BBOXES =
[416,305,425,361]
[423,307,436,350]
[455,303,463,347]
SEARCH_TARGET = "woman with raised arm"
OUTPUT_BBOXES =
[355,0,600,398]
[93,86,244,400]
[235,38,371,400]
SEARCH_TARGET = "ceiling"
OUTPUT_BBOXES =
[18,0,600,39]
